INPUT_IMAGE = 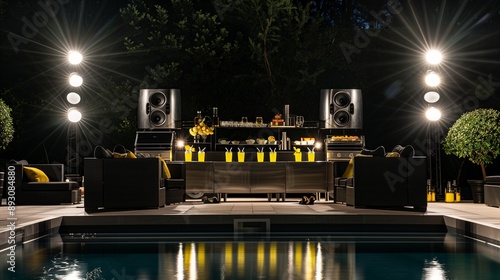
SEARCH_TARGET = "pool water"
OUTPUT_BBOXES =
[2,232,500,279]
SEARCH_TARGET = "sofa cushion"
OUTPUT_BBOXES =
[23,166,49,182]
[94,146,113,159]
[386,152,400,157]
[392,145,415,158]
[360,146,386,157]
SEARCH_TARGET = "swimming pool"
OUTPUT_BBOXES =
[2,232,500,279]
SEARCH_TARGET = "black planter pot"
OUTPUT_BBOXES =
[468,179,485,203]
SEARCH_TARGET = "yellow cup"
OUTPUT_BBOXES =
[198,152,205,162]
[225,152,233,162]
[257,152,264,162]
[269,152,277,162]
[445,192,454,203]
[238,152,245,162]
[185,152,192,162]
[455,192,461,202]
[307,152,315,162]
[294,152,302,162]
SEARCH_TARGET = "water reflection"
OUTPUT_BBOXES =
[2,233,500,279]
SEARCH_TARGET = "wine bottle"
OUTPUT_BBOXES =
[212,107,220,127]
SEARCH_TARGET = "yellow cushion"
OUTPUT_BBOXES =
[127,151,137,158]
[113,152,127,158]
[113,151,137,158]
[157,156,171,179]
[385,152,400,157]
[342,158,354,178]
[23,167,49,182]
[341,154,372,178]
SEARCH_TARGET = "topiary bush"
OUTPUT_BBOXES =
[442,108,500,180]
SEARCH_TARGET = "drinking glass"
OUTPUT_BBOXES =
[269,152,277,162]
[307,152,315,162]
[185,151,192,162]
[296,116,304,127]
[294,152,302,162]
[256,117,263,125]
[198,152,205,162]
[238,152,245,162]
[257,152,264,162]
[225,152,233,162]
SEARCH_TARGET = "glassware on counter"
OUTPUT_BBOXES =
[238,152,245,162]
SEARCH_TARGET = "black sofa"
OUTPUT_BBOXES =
[5,163,80,205]
[84,157,170,212]
[344,156,427,211]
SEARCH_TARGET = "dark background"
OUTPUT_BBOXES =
[1,0,499,198]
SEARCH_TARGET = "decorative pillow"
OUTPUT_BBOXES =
[94,146,113,159]
[23,167,49,182]
[113,151,137,158]
[392,145,415,158]
[157,156,172,179]
[360,146,386,157]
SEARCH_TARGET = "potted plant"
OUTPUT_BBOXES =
[442,108,500,203]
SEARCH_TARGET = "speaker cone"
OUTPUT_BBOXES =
[334,91,351,108]
[149,92,167,107]
[150,110,167,126]
[333,110,350,127]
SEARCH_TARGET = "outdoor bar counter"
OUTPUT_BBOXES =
[178,158,333,201]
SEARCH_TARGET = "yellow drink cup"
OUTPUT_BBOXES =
[294,152,302,162]
[225,152,233,162]
[185,152,192,162]
[445,192,454,203]
[257,152,264,162]
[307,152,315,162]
[269,152,277,162]
[455,191,461,202]
[198,152,205,162]
[238,152,245,162]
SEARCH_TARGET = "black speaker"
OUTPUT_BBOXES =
[319,89,363,129]
[138,89,181,129]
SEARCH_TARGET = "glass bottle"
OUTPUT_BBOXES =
[194,111,203,125]
[212,107,220,127]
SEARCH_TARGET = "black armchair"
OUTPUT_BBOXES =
[346,156,427,211]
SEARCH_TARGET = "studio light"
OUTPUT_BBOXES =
[69,73,83,87]
[425,107,441,121]
[425,50,442,65]
[425,71,441,87]
[68,108,82,122]
[68,50,83,65]
[66,92,81,105]
[424,91,440,103]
